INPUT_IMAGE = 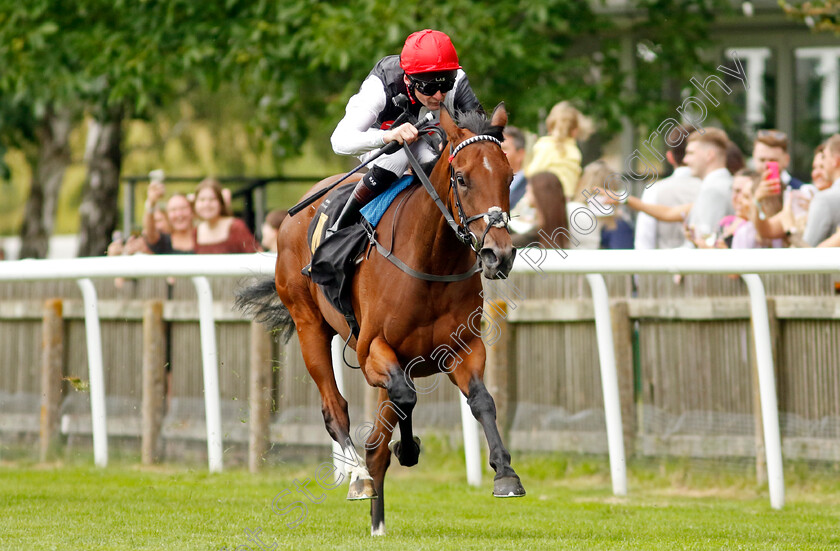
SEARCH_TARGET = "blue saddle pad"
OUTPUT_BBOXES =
[360,175,415,228]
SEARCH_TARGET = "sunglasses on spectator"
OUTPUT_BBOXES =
[757,129,788,143]
[410,76,455,96]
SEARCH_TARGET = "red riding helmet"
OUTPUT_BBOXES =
[399,29,462,75]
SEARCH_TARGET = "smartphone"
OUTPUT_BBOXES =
[766,161,780,180]
[765,161,781,194]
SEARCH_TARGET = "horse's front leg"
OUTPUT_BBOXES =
[363,387,400,536]
[358,337,422,536]
[365,337,421,468]
[448,342,525,498]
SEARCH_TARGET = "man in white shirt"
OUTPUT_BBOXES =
[683,128,734,241]
[634,124,701,249]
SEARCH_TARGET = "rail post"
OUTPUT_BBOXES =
[249,321,273,473]
[741,274,784,509]
[40,298,64,462]
[585,274,628,496]
[76,278,108,467]
[142,300,166,464]
[191,276,224,473]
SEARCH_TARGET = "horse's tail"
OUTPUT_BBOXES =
[234,278,296,343]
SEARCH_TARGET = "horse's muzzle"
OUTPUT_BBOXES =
[480,245,516,279]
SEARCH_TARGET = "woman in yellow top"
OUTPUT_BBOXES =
[524,101,593,200]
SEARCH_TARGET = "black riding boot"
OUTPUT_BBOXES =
[327,166,398,236]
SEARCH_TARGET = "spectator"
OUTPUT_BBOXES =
[501,126,528,209]
[618,169,757,249]
[727,141,746,175]
[752,129,804,190]
[143,177,196,254]
[524,101,593,200]
[193,178,260,254]
[683,128,734,243]
[567,160,620,249]
[687,169,746,248]
[733,170,785,249]
[809,144,832,191]
[685,169,780,249]
[509,182,538,235]
[752,138,840,246]
[106,228,153,289]
[634,124,701,249]
[817,226,840,248]
[107,230,152,257]
[261,208,288,253]
[510,172,569,249]
[611,129,733,243]
[802,134,840,246]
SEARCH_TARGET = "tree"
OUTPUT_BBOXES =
[225,0,733,154]
[1,1,253,256]
[2,0,733,256]
[782,1,840,33]
[0,9,79,258]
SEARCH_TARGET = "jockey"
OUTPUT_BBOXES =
[328,29,483,234]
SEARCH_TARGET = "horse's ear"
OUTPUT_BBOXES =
[490,102,508,128]
[439,104,462,141]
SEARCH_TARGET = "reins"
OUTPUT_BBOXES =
[367,121,510,282]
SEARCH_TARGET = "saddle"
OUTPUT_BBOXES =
[305,176,416,340]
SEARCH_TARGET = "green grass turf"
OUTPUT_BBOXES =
[1,447,839,551]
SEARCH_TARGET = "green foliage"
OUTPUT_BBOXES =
[0,0,735,236]
[0,0,734,161]
[781,1,840,34]
[626,0,736,135]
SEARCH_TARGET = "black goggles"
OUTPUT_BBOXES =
[410,75,456,96]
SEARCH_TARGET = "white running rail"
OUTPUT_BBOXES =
[2,248,839,509]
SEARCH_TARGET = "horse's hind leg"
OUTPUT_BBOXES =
[449,359,526,498]
[296,320,375,500]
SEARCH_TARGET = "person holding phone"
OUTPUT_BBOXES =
[143,171,197,254]
[752,129,804,191]
[752,140,838,245]
[802,135,840,246]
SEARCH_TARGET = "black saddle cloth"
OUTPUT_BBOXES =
[305,183,371,340]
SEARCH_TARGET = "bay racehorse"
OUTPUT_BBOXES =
[236,104,525,536]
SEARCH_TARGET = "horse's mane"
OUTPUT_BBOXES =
[455,109,505,141]
[418,109,504,175]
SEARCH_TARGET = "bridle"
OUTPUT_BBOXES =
[405,124,511,252]
[446,134,511,252]
[370,121,513,283]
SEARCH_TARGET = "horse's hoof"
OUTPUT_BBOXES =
[388,436,421,467]
[346,477,377,500]
[493,475,526,498]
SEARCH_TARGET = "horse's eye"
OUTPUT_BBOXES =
[456,174,467,187]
